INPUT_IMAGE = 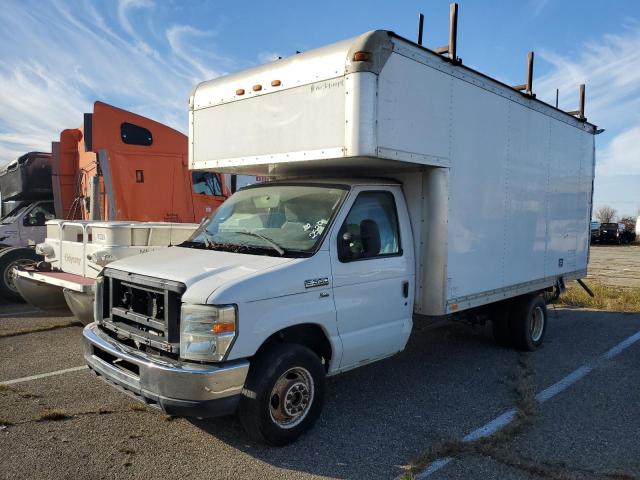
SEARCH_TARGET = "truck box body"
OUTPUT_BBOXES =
[189,30,596,315]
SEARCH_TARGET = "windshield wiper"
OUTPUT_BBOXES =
[234,231,285,256]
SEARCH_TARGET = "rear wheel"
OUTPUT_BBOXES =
[238,343,325,446]
[0,247,42,302]
[510,293,547,351]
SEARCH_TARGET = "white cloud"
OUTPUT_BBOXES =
[597,125,640,177]
[0,0,233,166]
[535,24,640,178]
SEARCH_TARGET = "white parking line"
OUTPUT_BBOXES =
[414,328,640,479]
[0,366,88,386]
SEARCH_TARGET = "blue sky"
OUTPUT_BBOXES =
[1,0,639,216]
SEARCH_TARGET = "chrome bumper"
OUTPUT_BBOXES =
[83,322,249,417]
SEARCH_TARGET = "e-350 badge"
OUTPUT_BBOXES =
[304,277,329,289]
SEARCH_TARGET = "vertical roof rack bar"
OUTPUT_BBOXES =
[566,84,586,120]
[432,3,459,63]
[449,3,458,62]
[417,13,424,45]
[512,51,535,96]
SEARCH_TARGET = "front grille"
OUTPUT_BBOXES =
[100,268,186,354]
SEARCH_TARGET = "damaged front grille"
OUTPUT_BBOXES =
[99,268,185,354]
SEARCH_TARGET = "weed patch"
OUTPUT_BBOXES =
[0,320,83,339]
[37,409,72,422]
[0,416,13,426]
[555,281,640,312]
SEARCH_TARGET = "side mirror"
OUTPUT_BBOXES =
[342,232,353,243]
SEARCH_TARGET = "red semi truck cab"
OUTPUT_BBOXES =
[54,101,229,223]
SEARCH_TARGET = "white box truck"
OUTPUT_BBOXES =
[83,30,597,445]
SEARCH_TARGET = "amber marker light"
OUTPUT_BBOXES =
[253,84,263,91]
[212,322,236,334]
[271,80,281,87]
[353,51,370,61]
[236,88,245,95]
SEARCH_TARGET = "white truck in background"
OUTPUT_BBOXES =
[83,29,597,445]
[13,220,197,322]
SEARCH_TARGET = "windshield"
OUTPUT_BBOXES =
[0,202,29,225]
[183,184,347,256]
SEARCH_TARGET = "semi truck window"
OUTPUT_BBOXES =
[23,202,55,227]
[338,191,400,262]
[120,122,153,146]
[192,172,223,196]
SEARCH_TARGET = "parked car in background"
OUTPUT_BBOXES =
[590,221,600,243]
[619,217,637,244]
[599,222,626,244]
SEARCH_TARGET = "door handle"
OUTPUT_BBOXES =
[402,281,409,298]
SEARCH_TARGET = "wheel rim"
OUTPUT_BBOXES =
[3,259,31,294]
[269,367,314,429]
[530,306,545,343]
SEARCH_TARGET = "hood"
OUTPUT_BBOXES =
[105,246,296,302]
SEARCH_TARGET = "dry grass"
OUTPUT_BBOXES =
[555,281,640,312]
[0,416,13,426]
[0,383,39,399]
[36,409,71,422]
[0,320,83,339]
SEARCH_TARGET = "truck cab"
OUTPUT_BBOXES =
[0,200,56,249]
[84,179,415,443]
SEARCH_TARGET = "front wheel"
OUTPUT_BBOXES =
[238,344,325,446]
[510,293,547,351]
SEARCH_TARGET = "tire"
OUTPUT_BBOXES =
[510,293,547,351]
[491,301,513,347]
[0,247,42,302]
[238,343,325,446]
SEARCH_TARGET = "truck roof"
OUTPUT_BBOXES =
[191,30,597,133]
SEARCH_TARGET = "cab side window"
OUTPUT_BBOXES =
[192,172,223,196]
[338,191,400,262]
[23,203,55,227]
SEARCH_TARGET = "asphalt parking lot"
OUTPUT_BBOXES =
[1,296,639,479]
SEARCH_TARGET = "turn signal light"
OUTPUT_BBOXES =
[212,322,236,334]
[271,79,281,87]
[235,88,245,95]
[353,51,370,61]
[253,84,262,91]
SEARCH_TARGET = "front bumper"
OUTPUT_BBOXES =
[83,322,249,417]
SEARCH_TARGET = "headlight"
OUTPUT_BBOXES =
[35,243,55,258]
[180,304,237,362]
[88,250,117,267]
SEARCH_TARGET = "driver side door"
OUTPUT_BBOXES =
[330,186,414,371]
